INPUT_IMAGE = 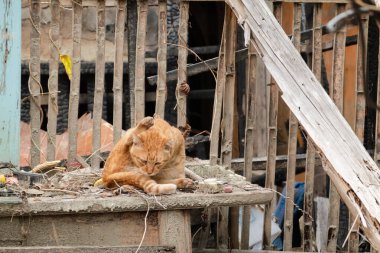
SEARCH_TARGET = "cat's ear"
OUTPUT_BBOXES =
[132,134,142,146]
[164,140,174,151]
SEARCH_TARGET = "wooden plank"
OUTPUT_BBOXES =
[262,2,281,249]
[0,246,175,253]
[219,5,238,249]
[225,0,380,249]
[147,48,248,86]
[0,1,21,167]
[134,0,148,124]
[303,3,322,252]
[155,0,168,118]
[127,0,137,128]
[159,210,192,253]
[0,190,273,217]
[241,41,257,250]
[177,1,189,127]
[29,0,41,168]
[209,24,226,166]
[67,0,82,166]
[112,0,126,144]
[272,0,349,2]
[349,13,369,253]
[46,0,60,162]
[327,4,346,252]
[283,3,301,251]
[59,0,159,7]
[91,0,106,170]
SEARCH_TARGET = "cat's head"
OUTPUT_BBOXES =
[129,129,174,176]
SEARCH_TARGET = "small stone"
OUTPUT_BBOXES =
[224,185,233,193]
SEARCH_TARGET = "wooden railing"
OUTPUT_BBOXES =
[21,0,379,252]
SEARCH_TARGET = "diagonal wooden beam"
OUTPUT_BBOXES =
[225,0,380,249]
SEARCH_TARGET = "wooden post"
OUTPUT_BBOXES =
[127,0,137,128]
[159,210,192,253]
[204,16,226,249]
[68,0,82,166]
[327,4,346,252]
[113,0,126,144]
[155,0,168,118]
[29,0,41,168]
[262,2,281,249]
[47,0,60,162]
[219,6,237,249]
[209,33,226,166]
[177,1,189,128]
[283,3,301,251]
[0,1,21,167]
[134,0,148,124]
[350,13,369,253]
[241,41,257,250]
[303,3,322,252]
[225,0,380,248]
[91,0,106,170]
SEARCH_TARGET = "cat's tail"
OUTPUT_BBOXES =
[103,172,177,195]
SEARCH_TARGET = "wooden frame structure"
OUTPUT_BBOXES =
[2,0,380,252]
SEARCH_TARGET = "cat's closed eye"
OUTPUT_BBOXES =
[138,158,147,164]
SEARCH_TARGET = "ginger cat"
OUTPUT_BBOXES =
[102,116,193,194]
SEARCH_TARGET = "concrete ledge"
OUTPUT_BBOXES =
[0,189,273,216]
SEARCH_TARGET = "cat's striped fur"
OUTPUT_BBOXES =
[102,116,193,194]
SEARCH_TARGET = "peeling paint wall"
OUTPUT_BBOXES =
[0,0,21,166]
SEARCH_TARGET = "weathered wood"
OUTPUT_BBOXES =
[209,21,226,166]
[0,1,21,167]
[159,210,192,253]
[350,13,369,253]
[375,20,380,164]
[0,246,175,253]
[0,212,160,247]
[91,0,106,170]
[112,0,126,144]
[187,153,323,173]
[262,3,281,249]
[303,3,322,252]
[29,0,41,168]
[220,7,237,170]
[0,190,273,217]
[155,0,168,118]
[147,48,247,86]
[327,4,346,252]
[68,0,82,166]
[219,5,238,249]
[225,0,380,249]
[241,41,257,250]
[177,1,189,127]
[46,0,60,162]
[134,0,148,124]
[127,0,137,127]
[283,3,301,251]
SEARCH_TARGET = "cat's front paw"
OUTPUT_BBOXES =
[176,178,194,189]
[139,116,154,129]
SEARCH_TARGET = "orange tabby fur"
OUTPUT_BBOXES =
[102,116,193,194]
